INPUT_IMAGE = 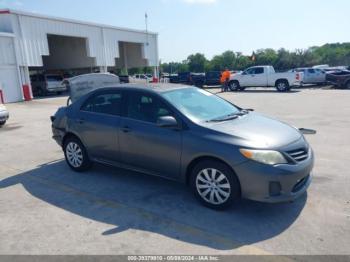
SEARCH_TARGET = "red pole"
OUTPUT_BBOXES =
[0,89,4,104]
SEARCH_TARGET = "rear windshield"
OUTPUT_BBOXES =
[46,75,63,81]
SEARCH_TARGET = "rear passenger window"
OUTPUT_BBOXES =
[81,92,122,116]
[308,69,315,74]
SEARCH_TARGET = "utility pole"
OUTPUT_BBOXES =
[145,12,149,46]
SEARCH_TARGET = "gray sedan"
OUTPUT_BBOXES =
[51,84,314,209]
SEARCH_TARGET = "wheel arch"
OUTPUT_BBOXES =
[275,78,289,86]
[185,156,241,193]
[62,132,83,148]
[229,79,240,85]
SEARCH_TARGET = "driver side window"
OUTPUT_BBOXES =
[246,68,256,75]
[127,92,173,124]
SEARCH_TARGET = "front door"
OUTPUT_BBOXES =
[75,90,123,163]
[119,91,182,179]
[242,67,267,86]
[314,69,326,83]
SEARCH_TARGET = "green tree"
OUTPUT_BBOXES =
[187,53,207,72]
[255,49,278,66]
[160,42,350,73]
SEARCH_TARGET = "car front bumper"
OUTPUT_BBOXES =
[0,110,9,122]
[234,148,314,203]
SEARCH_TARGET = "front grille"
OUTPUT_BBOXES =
[292,175,309,193]
[287,148,309,163]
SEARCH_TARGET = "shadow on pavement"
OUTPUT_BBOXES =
[0,160,307,250]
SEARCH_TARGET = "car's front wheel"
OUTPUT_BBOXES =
[190,160,240,209]
[229,80,240,91]
[63,136,92,172]
[0,121,6,127]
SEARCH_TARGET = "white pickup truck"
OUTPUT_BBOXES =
[229,66,301,92]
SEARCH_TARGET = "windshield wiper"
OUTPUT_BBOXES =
[207,110,249,122]
[207,114,239,122]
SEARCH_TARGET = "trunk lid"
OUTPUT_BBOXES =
[65,73,120,103]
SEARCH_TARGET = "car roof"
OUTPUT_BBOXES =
[100,83,192,94]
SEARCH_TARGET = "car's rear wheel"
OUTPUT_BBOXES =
[64,136,92,172]
[276,80,290,92]
[190,160,240,209]
[229,80,240,91]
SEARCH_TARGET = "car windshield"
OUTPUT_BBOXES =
[161,87,240,122]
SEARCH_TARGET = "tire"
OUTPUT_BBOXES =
[63,136,92,172]
[0,121,6,127]
[190,160,240,210]
[275,80,290,92]
[229,80,240,91]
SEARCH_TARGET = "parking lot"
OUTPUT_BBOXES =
[1,87,350,255]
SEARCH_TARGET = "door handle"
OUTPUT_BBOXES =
[122,126,131,133]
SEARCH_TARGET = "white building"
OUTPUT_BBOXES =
[0,9,159,103]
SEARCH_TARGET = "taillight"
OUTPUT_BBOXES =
[296,73,300,80]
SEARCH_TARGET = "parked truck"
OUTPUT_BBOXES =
[229,66,301,92]
[326,70,350,89]
[191,71,222,87]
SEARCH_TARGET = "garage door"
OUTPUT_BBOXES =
[0,66,22,103]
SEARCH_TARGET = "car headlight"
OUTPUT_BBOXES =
[239,148,287,165]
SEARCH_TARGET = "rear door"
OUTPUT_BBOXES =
[75,89,123,163]
[119,90,182,179]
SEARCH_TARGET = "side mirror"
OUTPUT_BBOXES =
[299,128,317,135]
[157,116,179,128]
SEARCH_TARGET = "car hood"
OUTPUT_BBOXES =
[202,112,302,149]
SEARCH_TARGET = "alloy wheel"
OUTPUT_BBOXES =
[66,142,83,168]
[277,82,287,91]
[195,168,231,205]
[229,82,238,91]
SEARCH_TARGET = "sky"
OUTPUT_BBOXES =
[0,0,349,62]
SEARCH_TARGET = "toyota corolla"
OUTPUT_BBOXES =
[51,84,314,209]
